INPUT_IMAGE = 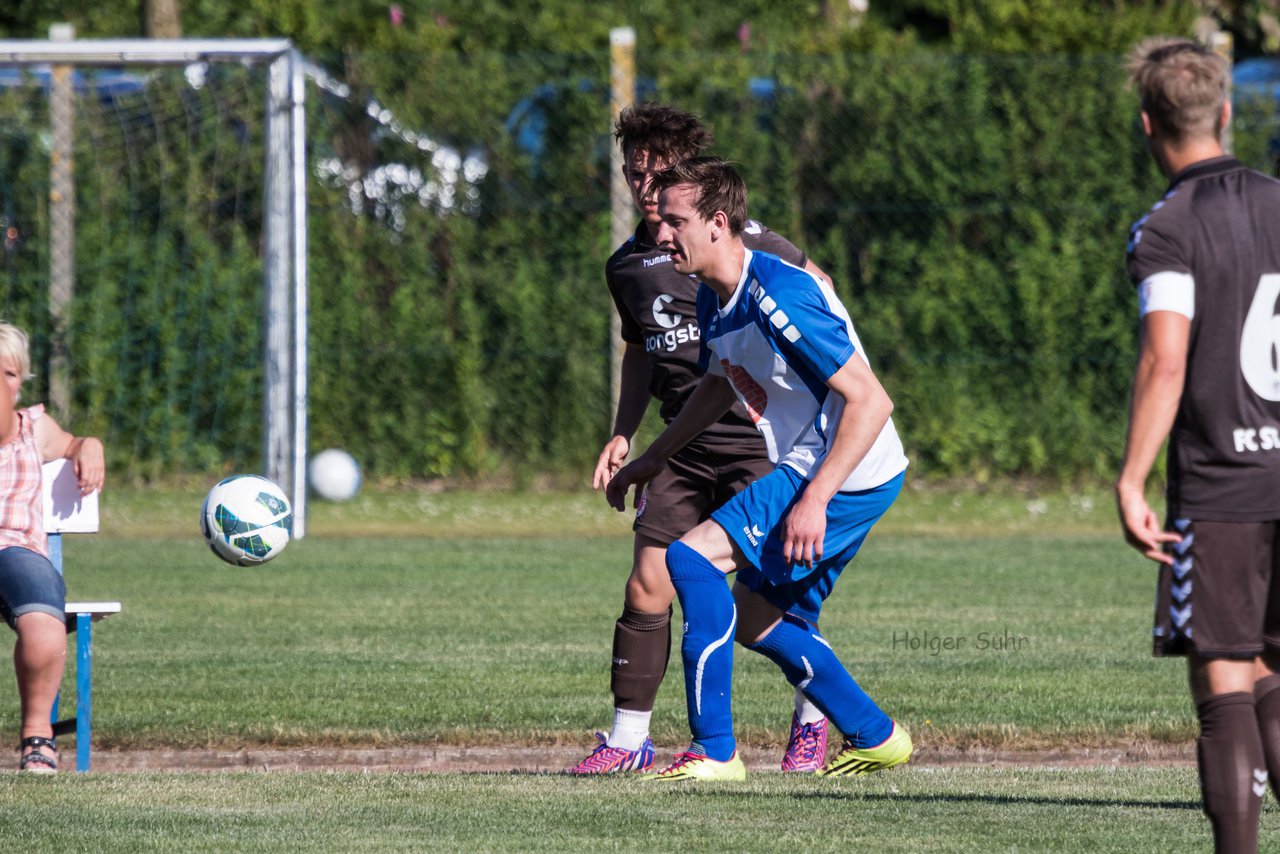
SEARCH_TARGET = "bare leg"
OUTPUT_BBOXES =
[625,535,676,613]
[14,612,65,766]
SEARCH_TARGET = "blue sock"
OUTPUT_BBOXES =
[665,540,736,761]
[750,614,892,748]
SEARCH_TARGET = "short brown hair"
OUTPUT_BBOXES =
[613,103,713,164]
[1127,37,1228,142]
[652,156,748,235]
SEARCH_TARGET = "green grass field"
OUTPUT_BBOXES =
[0,484,1244,850]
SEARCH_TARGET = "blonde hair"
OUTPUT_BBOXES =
[1127,37,1228,143]
[0,323,33,382]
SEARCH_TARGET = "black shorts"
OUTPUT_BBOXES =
[633,440,774,546]
[1153,519,1280,658]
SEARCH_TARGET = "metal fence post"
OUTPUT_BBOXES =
[608,27,636,429]
[48,23,75,419]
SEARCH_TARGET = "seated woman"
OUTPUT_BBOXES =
[0,324,103,772]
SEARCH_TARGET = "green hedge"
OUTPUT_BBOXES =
[0,51,1274,482]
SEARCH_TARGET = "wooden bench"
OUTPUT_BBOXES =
[42,459,115,773]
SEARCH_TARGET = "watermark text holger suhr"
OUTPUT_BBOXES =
[891,628,1030,656]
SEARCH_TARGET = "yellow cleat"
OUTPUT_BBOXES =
[646,750,747,782]
[817,722,912,777]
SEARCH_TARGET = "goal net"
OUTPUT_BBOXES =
[0,39,308,533]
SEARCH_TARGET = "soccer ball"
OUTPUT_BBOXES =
[309,448,362,502]
[200,475,293,566]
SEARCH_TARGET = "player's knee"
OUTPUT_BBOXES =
[624,564,676,611]
[665,540,721,583]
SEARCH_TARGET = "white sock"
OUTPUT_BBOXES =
[607,708,652,750]
[795,687,824,726]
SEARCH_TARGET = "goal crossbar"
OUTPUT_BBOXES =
[0,39,293,65]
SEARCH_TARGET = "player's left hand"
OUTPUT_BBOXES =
[782,493,827,569]
[605,454,663,512]
[71,437,105,495]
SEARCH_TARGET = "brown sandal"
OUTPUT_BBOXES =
[18,736,58,774]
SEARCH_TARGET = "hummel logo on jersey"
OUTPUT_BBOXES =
[642,255,672,268]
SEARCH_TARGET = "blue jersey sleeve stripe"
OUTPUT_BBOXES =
[750,258,855,383]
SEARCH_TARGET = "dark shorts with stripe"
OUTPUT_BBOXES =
[633,439,774,546]
[1153,518,1280,658]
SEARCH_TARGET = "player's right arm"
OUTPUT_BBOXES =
[604,374,737,511]
[593,342,652,490]
[1116,310,1188,564]
[1117,208,1192,564]
[34,412,105,495]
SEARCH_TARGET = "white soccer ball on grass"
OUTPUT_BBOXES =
[309,448,362,502]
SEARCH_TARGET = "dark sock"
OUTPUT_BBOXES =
[1197,691,1265,854]
[610,606,671,712]
[1253,674,1280,802]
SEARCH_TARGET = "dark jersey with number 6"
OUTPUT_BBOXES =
[1127,156,1280,520]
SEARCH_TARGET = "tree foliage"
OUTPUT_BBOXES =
[2,2,1277,483]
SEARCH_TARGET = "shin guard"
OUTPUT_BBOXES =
[610,607,671,712]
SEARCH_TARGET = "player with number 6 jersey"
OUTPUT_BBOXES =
[1127,160,1280,520]
[1119,37,1280,854]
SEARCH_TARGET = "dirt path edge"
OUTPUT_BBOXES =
[84,741,1196,774]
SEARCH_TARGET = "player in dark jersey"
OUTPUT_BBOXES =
[1119,38,1280,854]
[567,104,834,775]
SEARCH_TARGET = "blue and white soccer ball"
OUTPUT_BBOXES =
[200,475,293,566]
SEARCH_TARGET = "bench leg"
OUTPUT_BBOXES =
[76,612,91,773]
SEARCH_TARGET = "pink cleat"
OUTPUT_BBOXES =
[781,713,828,773]
[566,732,655,775]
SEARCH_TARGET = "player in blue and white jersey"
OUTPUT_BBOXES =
[568,104,834,777]
[605,157,911,781]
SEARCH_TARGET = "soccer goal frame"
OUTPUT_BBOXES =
[0,37,310,536]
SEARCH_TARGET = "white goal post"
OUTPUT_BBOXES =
[0,38,310,537]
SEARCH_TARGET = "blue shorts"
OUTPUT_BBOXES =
[0,546,65,630]
[713,466,903,624]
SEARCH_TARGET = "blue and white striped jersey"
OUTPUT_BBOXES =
[696,249,908,493]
